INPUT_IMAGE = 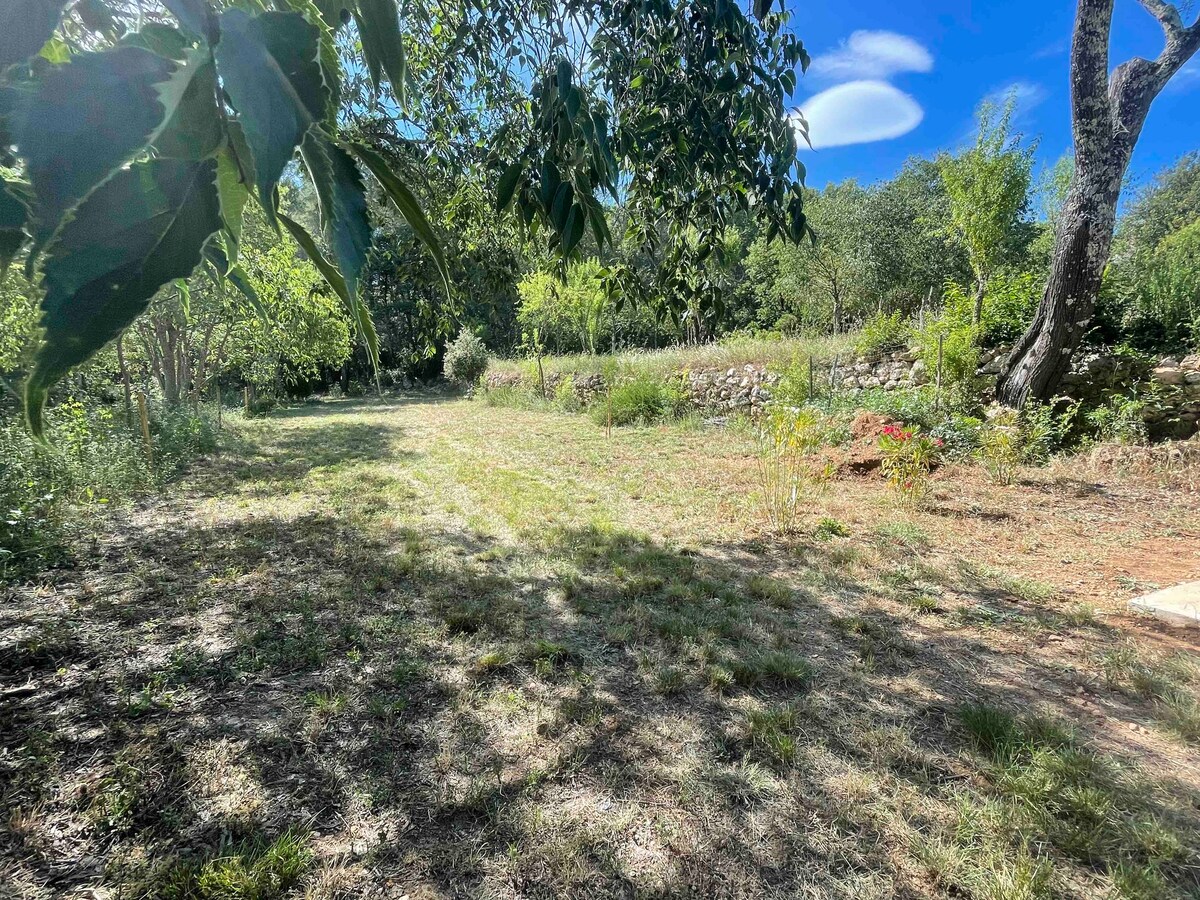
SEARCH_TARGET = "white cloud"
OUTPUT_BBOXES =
[1032,38,1068,60]
[808,31,933,82]
[1167,61,1200,92]
[796,80,924,150]
[983,80,1047,118]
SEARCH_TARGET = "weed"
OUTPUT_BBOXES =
[813,516,850,539]
[653,665,687,695]
[1100,645,1200,744]
[757,406,835,533]
[875,520,929,549]
[745,574,796,608]
[740,704,802,765]
[956,704,1193,886]
[976,410,1023,485]
[730,649,814,687]
[903,594,941,614]
[592,374,687,427]
[154,829,311,899]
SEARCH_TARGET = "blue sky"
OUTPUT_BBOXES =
[788,0,1200,200]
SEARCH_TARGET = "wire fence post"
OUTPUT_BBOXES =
[829,352,840,401]
[137,393,153,469]
[935,332,944,413]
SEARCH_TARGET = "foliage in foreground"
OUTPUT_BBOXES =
[591,373,688,427]
[1,401,218,574]
[940,704,1199,898]
[1,0,815,432]
[443,330,490,387]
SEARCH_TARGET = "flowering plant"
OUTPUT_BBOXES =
[878,423,941,503]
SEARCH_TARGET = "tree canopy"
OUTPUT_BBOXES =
[0,0,814,432]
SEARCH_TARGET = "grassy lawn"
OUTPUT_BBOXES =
[3,395,1199,899]
[484,331,857,381]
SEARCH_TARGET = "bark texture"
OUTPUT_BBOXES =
[997,0,1200,406]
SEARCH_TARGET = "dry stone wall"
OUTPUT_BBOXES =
[482,348,1200,438]
[1147,354,1200,439]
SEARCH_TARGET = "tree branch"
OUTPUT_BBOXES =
[1070,0,1116,170]
[1133,0,1200,70]
[1137,0,1184,37]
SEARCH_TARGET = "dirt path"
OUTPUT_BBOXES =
[3,396,1198,899]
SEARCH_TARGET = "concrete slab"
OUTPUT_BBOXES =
[1129,581,1200,627]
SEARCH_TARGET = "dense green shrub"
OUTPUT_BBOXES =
[980,270,1041,344]
[1,401,217,574]
[444,331,490,386]
[771,356,816,407]
[774,313,801,336]
[552,375,582,412]
[855,311,910,356]
[593,374,687,427]
[912,288,982,405]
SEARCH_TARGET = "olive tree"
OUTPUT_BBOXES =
[998,0,1200,406]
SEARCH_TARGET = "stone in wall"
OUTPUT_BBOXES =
[832,349,922,392]
[683,364,780,412]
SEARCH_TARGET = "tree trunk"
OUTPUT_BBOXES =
[997,0,1200,406]
[972,276,986,326]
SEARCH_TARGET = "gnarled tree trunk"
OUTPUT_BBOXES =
[998,0,1200,407]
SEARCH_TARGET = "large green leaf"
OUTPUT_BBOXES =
[496,162,523,212]
[353,0,407,105]
[348,141,449,295]
[214,9,328,220]
[163,0,218,44]
[226,264,268,321]
[14,47,178,255]
[120,23,190,60]
[152,55,223,160]
[276,0,342,128]
[301,131,371,304]
[0,0,70,69]
[216,138,251,263]
[25,157,221,434]
[0,178,29,273]
[279,211,380,376]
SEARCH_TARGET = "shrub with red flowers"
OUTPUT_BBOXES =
[878,424,942,503]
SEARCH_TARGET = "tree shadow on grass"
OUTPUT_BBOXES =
[191,417,418,500]
[2,488,1199,896]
